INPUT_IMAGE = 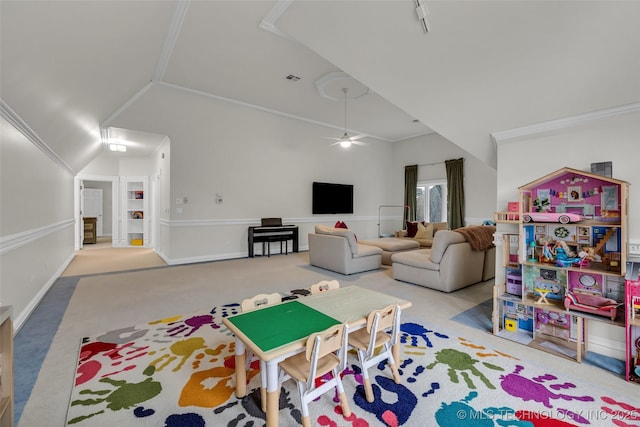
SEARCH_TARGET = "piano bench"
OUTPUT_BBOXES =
[262,235,289,257]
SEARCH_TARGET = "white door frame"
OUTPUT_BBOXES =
[74,174,119,250]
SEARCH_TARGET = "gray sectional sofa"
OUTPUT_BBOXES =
[395,221,449,247]
[391,227,496,293]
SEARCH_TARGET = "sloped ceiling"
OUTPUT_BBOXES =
[2,1,639,173]
[0,0,431,173]
[277,1,640,168]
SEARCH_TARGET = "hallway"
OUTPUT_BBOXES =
[62,237,166,276]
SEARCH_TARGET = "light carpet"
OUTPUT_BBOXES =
[61,247,166,277]
[66,292,640,426]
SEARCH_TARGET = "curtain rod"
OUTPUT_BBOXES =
[418,161,445,167]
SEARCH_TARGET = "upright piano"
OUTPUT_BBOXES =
[248,218,299,257]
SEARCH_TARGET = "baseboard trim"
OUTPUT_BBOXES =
[157,245,310,266]
[14,252,75,333]
[588,334,625,361]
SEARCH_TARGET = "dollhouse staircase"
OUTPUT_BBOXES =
[593,228,617,256]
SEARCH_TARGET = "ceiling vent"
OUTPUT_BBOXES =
[285,74,301,82]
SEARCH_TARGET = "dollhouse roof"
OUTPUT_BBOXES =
[518,167,629,191]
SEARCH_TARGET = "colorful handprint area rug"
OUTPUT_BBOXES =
[66,293,639,427]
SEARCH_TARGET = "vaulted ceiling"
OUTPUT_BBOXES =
[2,1,639,173]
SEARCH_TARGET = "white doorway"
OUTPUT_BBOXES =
[74,176,118,250]
[82,188,104,236]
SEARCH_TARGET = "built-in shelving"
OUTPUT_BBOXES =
[124,177,148,247]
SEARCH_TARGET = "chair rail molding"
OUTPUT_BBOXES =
[0,219,75,255]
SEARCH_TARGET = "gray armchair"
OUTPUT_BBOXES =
[308,225,382,275]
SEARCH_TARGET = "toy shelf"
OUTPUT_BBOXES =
[493,167,630,373]
[494,211,519,224]
[625,277,640,385]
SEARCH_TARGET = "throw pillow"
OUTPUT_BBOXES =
[334,221,356,240]
[406,221,419,238]
[414,222,434,239]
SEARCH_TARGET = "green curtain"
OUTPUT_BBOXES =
[445,158,465,229]
[404,165,418,224]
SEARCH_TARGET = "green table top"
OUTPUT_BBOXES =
[226,300,340,352]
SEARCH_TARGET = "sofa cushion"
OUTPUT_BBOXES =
[391,249,439,270]
[430,230,466,263]
[433,222,449,233]
[315,224,358,255]
[358,237,420,252]
[415,222,434,239]
[353,243,384,258]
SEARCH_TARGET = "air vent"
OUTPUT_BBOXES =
[285,74,301,82]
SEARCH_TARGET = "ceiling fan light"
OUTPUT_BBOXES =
[339,138,352,148]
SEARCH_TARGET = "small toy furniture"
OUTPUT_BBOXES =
[534,288,552,304]
[564,289,618,321]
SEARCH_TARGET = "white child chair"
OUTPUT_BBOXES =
[240,292,282,411]
[309,279,340,294]
[346,304,401,402]
[279,323,351,427]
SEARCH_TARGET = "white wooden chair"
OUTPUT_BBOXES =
[279,324,351,427]
[240,292,281,312]
[240,292,282,411]
[346,305,401,402]
[309,279,340,294]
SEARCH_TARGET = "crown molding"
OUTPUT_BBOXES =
[491,102,640,145]
[259,0,293,39]
[0,99,76,176]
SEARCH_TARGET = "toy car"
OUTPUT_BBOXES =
[522,212,583,224]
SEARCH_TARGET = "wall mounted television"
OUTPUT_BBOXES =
[312,181,354,214]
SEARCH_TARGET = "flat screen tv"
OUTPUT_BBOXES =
[312,182,353,214]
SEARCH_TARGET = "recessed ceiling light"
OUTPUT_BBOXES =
[109,143,127,152]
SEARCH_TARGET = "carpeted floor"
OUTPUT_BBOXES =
[61,238,166,277]
[65,299,640,426]
[16,251,640,426]
[451,298,627,376]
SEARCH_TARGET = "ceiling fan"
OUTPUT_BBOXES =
[327,88,367,148]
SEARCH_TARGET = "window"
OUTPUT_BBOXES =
[417,181,447,223]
